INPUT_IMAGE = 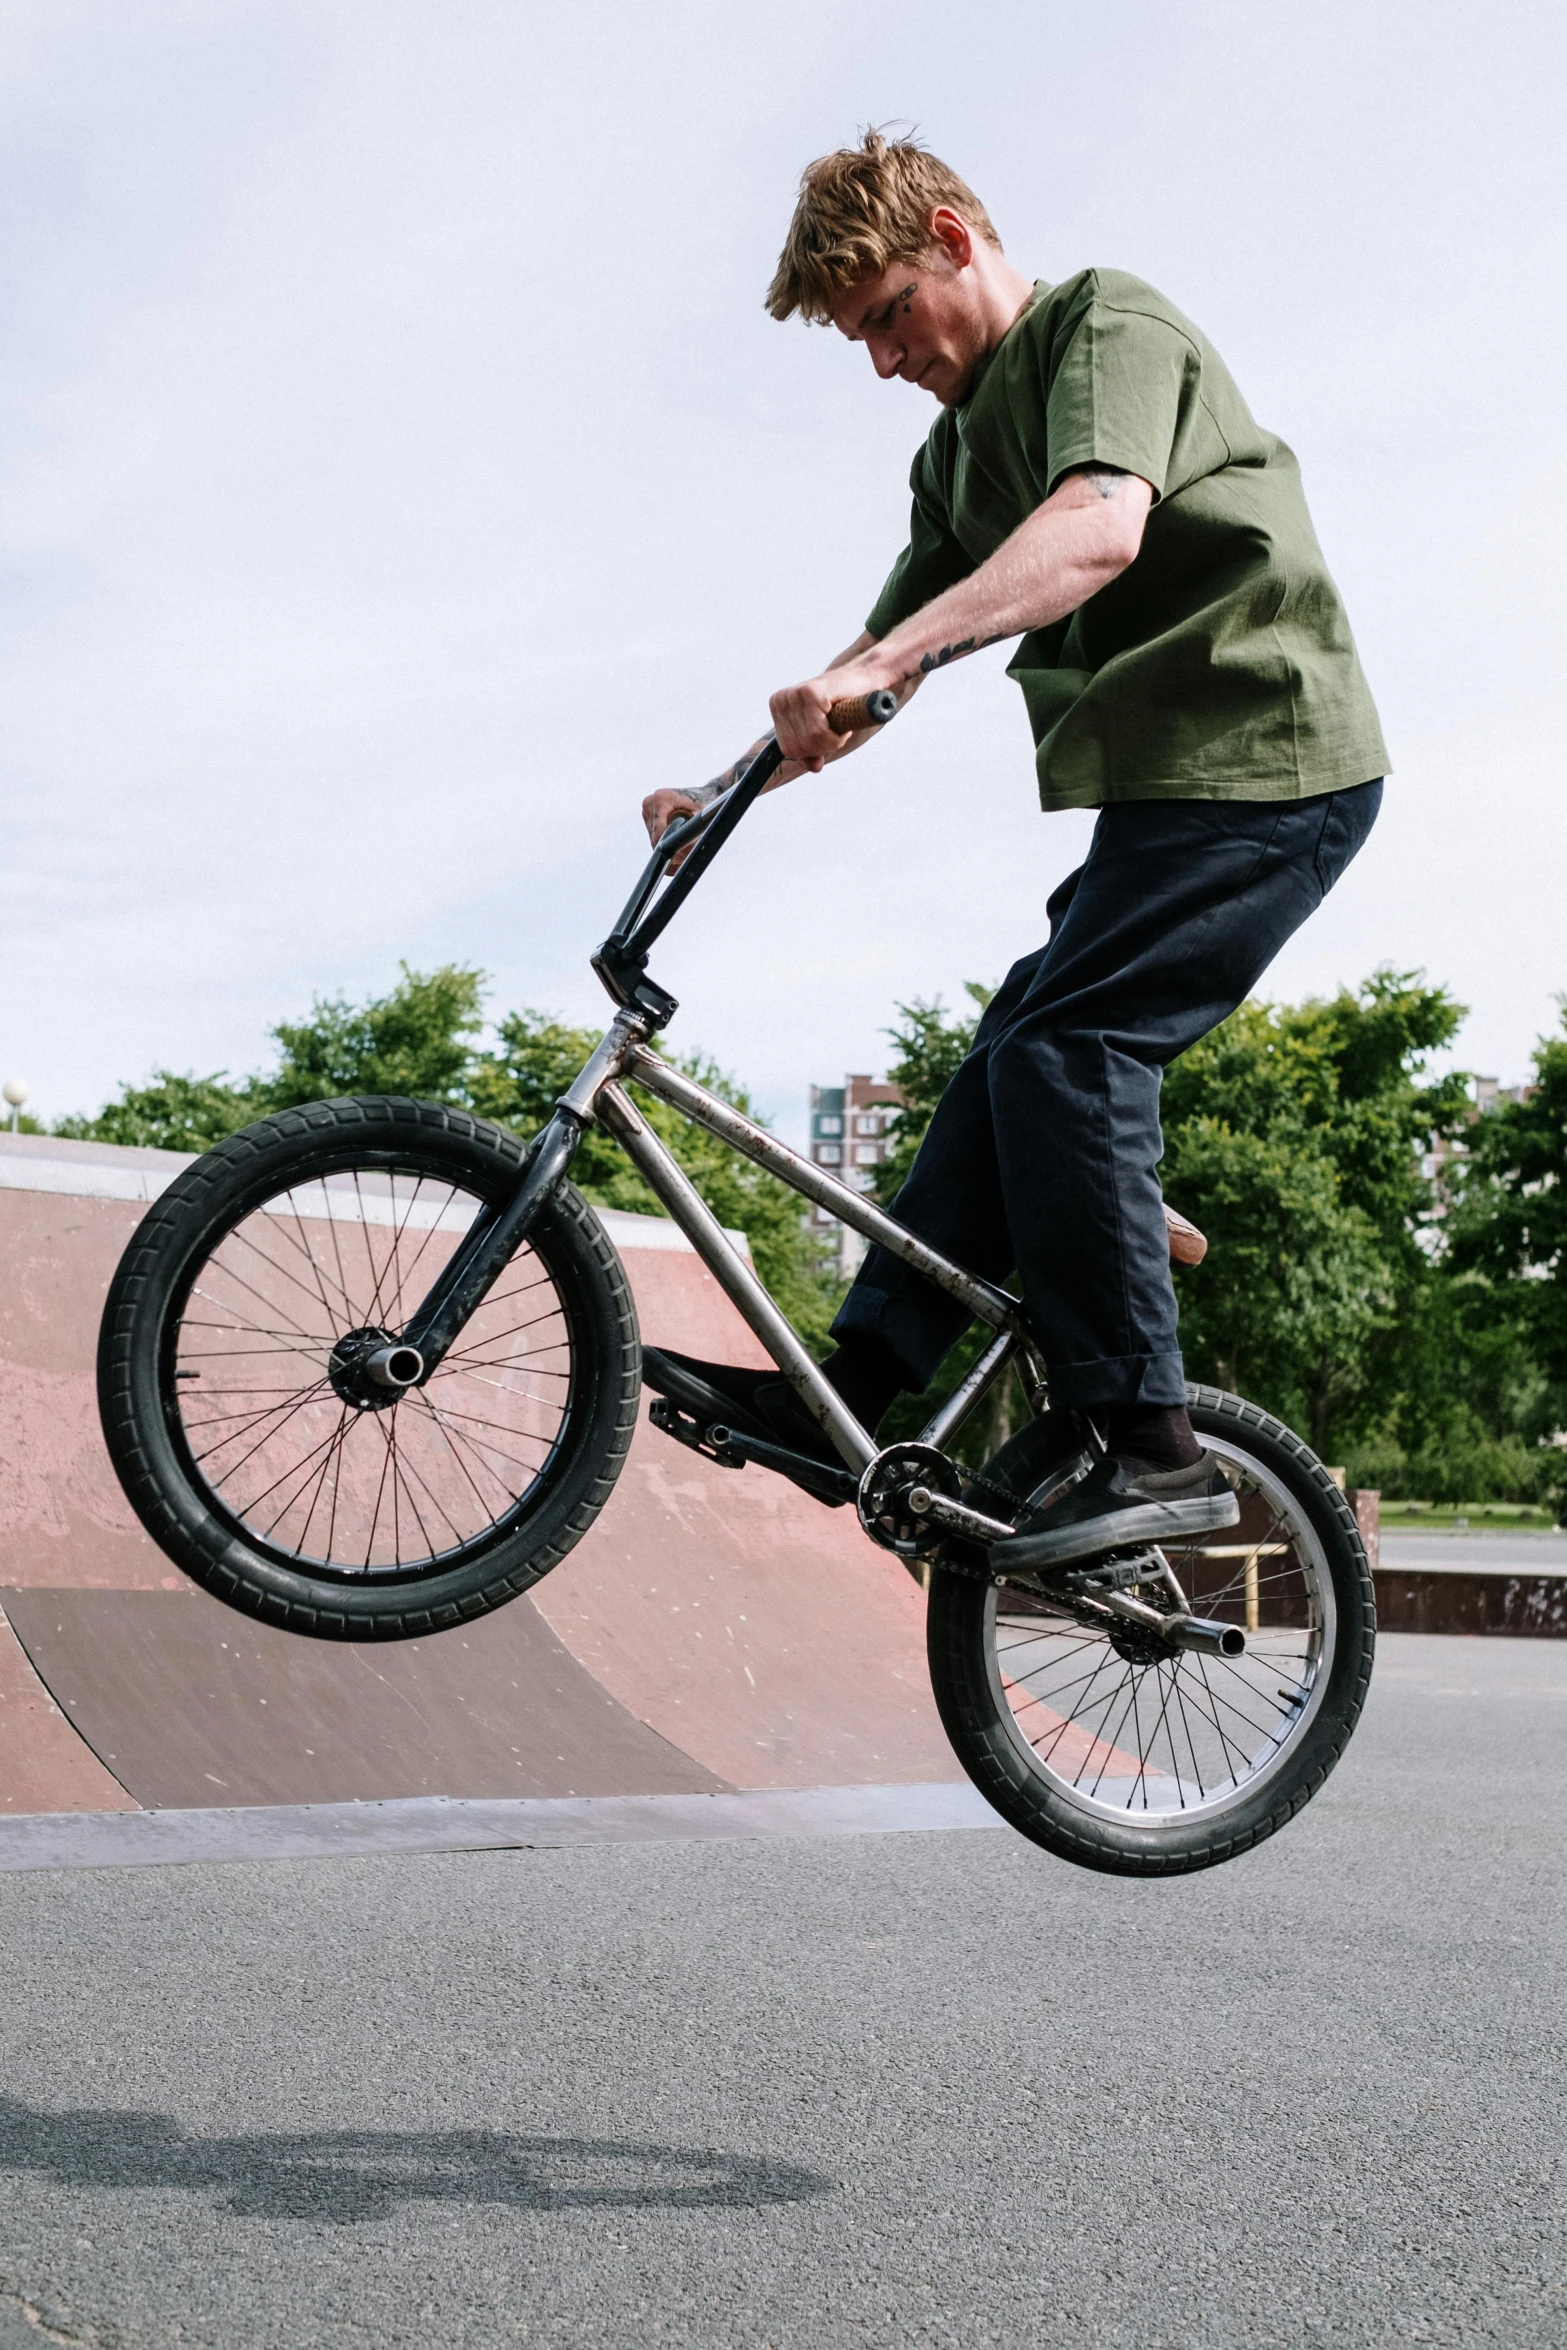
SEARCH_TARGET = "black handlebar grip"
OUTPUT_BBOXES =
[827,688,899,734]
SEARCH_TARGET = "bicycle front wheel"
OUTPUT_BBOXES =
[98,1098,640,1639]
[926,1387,1375,1874]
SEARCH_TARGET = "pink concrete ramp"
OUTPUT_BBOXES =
[0,1134,956,1814]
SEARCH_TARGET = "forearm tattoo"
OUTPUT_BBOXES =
[913,632,1004,677]
[1075,462,1130,498]
[690,748,754,807]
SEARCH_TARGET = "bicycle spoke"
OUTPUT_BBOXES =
[190,1377,335,1474]
[216,1224,347,1334]
[989,1444,1333,1820]
[273,1194,358,1326]
[259,1408,352,1543]
[174,1156,574,1574]
[292,1407,349,1556]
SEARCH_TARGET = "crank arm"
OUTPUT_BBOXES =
[707,1423,858,1508]
[647,1398,857,1508]
[905,1485,1017,1545]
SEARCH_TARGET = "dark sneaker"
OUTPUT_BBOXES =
[988,1452,1238,1572]
[640,1347,841,1468]
[973,1411,1090,1510]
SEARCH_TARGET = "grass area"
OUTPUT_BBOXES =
[1378,1501,1561,1532]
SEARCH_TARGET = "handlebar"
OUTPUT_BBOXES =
[591,687,902,1021]
[828,688,899,733]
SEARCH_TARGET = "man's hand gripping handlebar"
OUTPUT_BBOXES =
[642,689,899,873]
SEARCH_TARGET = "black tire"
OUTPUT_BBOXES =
[97,1097,640,1640]
[927,1386,1376,1875]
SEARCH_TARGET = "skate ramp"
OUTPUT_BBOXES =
[0,1135,954,1812]
[0,1585,725,1808]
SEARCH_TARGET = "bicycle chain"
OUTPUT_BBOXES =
[931,1468,1026,1583]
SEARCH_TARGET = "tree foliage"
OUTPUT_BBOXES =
[1162,972,1468,1450]
[871,984,993,1208]
[55,965,487,1153]
[267,965,485,1107]
[862,969,1486,1469]
[64,968,840,1356]
[1447,1006,1567,1467]
[55,1072,257,1154]
[53,957,1567,1507]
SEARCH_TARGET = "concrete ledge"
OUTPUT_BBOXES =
[0,1132,740,1249]
[0,1783,1000,1874]
[1375,1569,1567,1637]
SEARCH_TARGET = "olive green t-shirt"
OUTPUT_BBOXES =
[866,270,1388,809]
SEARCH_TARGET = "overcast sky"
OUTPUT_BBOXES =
[1,0,1562,1138]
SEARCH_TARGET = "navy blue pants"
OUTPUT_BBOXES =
[832,781,1383,1410]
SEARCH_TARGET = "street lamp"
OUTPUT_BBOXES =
[3,1079,29,1135]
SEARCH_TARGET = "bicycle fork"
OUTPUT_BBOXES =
[386,1013,648,1385]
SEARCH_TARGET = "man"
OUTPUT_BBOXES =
[640,131,1386,1569]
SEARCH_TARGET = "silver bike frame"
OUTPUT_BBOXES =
[552,1009,1037,1479]
[400,739,1040,1503]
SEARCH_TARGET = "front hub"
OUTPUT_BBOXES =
[327,1326,424,1413]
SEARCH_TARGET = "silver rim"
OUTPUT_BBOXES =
[172,1165,574,1575]
[985,1430,1337,1826]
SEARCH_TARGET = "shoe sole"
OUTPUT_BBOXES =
[989,1488,1241,1571]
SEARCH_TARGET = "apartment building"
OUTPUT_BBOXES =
[808,1072,907,1277]
[1421,1075,1534,1206]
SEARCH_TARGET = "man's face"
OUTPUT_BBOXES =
[830,243,991,408]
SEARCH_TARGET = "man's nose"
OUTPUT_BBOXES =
[868,336,904,382]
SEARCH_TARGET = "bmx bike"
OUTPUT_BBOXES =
[97,694,1374,1875]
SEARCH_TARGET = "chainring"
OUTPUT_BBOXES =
[856,1442,966,1558]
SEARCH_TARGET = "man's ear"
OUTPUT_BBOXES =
[928,206,975,271]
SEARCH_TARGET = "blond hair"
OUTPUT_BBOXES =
[766,129,1002,324]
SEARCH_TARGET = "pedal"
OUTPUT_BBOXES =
[648,1396,745,1469]
[647,1398,856,1508]
[1049,1546,1164,1596]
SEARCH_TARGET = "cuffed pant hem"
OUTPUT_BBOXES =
[1047,1351,1188,1410]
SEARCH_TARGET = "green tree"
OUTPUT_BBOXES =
[1159,1109,1392,1448]
[871,985,992,1208]
[856,969,1473,1462]
[1163,971,1468,1452]
[264,964,485,1106]
[67,971,841,1348]
[60,966,487,1153]
[54,1072,257,1153]
[1449,1007,1567,1479]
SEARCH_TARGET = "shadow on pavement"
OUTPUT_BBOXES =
[0,2097,833,2222]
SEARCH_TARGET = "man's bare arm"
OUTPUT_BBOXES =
[769,466,1152,768]
[641,631,920,855]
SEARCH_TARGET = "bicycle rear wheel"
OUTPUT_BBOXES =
[98,1098,640,1639]
[926,1387,1375,1874]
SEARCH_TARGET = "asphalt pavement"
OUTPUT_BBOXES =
[0,1632,1562,2349]
[1380,1529,1567,1570]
